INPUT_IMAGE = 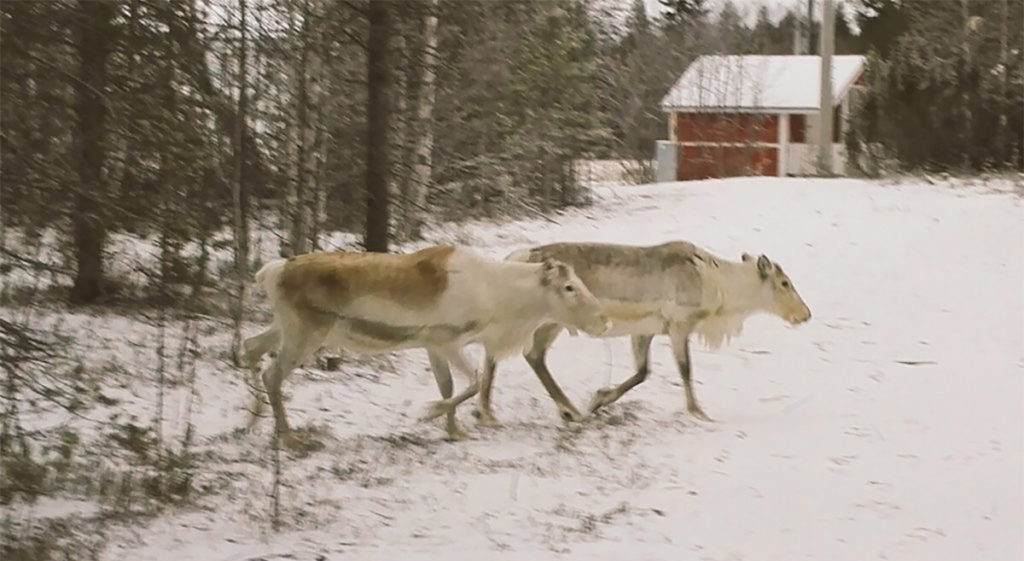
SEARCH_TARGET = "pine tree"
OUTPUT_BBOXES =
[504,1,608,206]
[849,0,1023,170]
[660,0,707,27]
[70,0,116,304]
[365,0,393,251]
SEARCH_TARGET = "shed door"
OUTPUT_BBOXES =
[678,145,779,180]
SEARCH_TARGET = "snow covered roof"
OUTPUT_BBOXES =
[660,55,867,113]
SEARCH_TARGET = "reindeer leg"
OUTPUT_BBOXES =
[263,321,328,451]
[441,350,482,434]
[245,363,267,431]
[472,356,501,427]
[262,353,295,447]
[669,326,711,421]
[241,324,280,369]
[242,325,280,427]
[427,349,468,440]
[422,348,478,440]
[589,334,653,414]
[523,324,582,422]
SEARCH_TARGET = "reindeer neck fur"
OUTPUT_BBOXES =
[693,259,767,350]
[471,260,553,358]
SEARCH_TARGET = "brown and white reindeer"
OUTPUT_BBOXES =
[241,245,609,448]
[429,241,811,426]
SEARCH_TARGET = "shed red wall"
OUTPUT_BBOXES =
[677,113,779,144]
[674,111,779,180]
[677,145,778,180]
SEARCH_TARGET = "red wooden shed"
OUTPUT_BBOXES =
[657,55,866,181]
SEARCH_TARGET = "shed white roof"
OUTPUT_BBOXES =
[660,55,866,113]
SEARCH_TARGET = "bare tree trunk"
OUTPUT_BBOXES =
[817,0,835,176]
[285,0,313,257]
[230,0,251,365]
[271,421,282,530]
[154,14,179,456]
[280,7,299,255]
[178,317,199,454]
[301,32,322,252]
[998,0,1009,166]
[70,0,115,304]
[406,0,439,239]
[392,34,411,238]
[960,0,972,167]
[191,237,209,298]
[310,130,328,250]
[365,0,393,252]
[158,8,181,295]
[308,45,328,251]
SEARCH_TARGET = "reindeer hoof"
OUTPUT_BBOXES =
[445,424,471,441]
[244,418,260,434]
[278,431,325,455]
[473,410,502,428]
[588,387,616,414]
[689,406,713,422]
[421,399,452,422]
[278,431,303,449]
[245,403,266,431]
[558,405,584,423]
[244,413,260,432]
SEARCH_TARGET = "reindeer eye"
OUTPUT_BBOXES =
[564,284,575,293]
[781,280,791,289]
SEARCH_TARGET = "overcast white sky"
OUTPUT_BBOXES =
[641,0,849,25]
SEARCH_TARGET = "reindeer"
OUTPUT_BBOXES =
[241,245,609,448]
[429,241,811,426]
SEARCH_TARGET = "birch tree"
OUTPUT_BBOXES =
[230,0,251,364]
[404,0,439,240]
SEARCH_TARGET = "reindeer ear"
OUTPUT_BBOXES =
[541,259,570,285]
[756,255,772,279]
[741,252,753,262]
[540,258,557,285]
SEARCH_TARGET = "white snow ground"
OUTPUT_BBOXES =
[11,177,1023,561]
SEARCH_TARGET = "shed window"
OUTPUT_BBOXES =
[789,111,842,144]
[790,114,806,143]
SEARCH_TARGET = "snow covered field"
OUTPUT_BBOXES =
[9,177,1023,561]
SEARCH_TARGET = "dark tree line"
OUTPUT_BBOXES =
[848,0,1024,172]
[1,0,1019,308]
[1,0,637,305]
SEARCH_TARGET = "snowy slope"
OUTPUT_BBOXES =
[61,177,1024,561]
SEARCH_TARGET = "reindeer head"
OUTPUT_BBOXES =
[741,253,812,325]
[539,258,609,336]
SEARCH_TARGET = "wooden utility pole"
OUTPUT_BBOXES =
[817,0,835,175]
